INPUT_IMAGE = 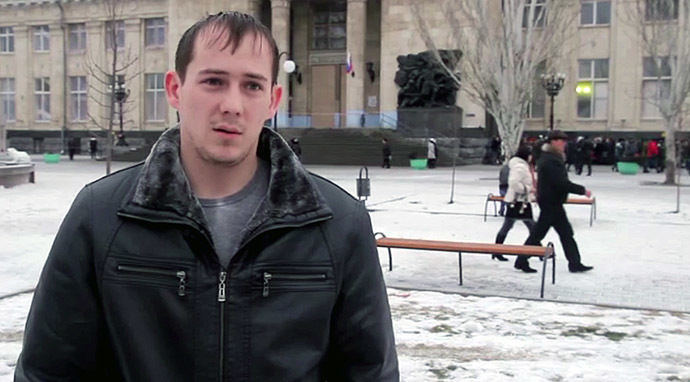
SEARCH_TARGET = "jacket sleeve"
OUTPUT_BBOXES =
[15,186,107,381]
[325,201,399,382]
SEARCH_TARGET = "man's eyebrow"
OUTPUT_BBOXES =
[198,69,229,76]
[245,72,269,82]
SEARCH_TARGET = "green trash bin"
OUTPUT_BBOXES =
[44,153,61,164]
[410,159,428,169]
[617,161,639,175]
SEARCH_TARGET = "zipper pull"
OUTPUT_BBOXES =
[176,270,187,297]
[262,272,272,297]
[217,271,227,302]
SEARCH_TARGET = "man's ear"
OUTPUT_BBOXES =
[269,84,283,118]
[165,70,181,110]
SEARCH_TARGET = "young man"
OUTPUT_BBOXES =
[16,12,399,381]
[517,130,594,274]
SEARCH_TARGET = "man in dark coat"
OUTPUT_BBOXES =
[289,136,302,160]
[516,129,594,273]
[382,138,391,168]
[15,12,399,381]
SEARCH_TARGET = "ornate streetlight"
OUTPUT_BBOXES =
[541,73,566,131]
[110,80,130,146]
[273,51,297,132]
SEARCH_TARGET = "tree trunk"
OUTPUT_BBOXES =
[663,120,676,185]
[496,110,524,160]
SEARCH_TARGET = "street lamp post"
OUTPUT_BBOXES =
[541,73,566,130]
[273,51,296,132]
[111,80,130,146]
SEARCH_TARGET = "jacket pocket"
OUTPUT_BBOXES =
[254,265,335,298]
[103,257,194,297]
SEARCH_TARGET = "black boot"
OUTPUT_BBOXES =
[492,254,509,262]
[569,263,593,273]
[514,259,537,273]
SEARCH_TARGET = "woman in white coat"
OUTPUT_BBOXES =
[493,145,537,261]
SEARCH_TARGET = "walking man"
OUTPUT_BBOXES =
[382,137,391,168]
[427,138,438,168]
[16,12,398,381]
[516,130,594,273]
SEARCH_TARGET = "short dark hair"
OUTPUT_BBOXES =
[514,145,532,162]
[175,11,279,84]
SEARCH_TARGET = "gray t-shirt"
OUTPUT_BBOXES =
[199,159,270,267]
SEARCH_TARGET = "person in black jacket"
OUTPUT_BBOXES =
[289,136,302,160]
[15,12,399,382]
[516,130,594,274]
[382,138,391,168]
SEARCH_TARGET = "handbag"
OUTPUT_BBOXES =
[505,196,533,220]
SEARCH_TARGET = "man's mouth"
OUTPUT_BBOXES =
[213,125,241,137]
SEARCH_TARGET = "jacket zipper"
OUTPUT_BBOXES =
[117,264,187,297]
[218,270,227,381]
[262,272,328,297]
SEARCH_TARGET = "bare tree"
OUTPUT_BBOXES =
[84,0,141,175]
[411,0,577,157]
[621,0,690,185]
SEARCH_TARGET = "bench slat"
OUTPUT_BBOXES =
[376,238,552,257]
[488,195,593,205]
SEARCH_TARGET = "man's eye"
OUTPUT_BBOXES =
[246,82,263,91]
[204,78,223,86]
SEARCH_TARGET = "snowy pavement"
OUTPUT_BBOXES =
[1,157,689,380]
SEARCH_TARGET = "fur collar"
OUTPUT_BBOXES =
[125,126,330,229]
[541,143,566,161]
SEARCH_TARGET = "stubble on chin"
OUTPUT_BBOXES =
[196,145,247,168]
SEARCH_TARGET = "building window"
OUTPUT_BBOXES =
[522,0,546,28]
[577,59,609,119]
[33,25,50,52]
[527,63,546,119]
[0,78,15,122]
[0,27,14,53]
[641,56,671,119]
[645,0,678,21]
[145,18,166,47]
[312,2,346,50]
[70,76,88,121]
[145,73,166,121]
[581,1,611,25]
[69,23,87,52]
[105,20,125,49]
[35,77,51,122]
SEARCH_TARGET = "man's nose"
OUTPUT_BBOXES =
[219,85,242,116]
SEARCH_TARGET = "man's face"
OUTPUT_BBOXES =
[165,30,282,168]
[551,138,567,152]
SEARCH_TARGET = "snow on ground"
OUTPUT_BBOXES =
[1,157,689,380]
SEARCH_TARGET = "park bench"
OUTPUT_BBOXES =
[375,233,556,298]
[483,193,597,226]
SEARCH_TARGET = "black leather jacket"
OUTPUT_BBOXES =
[537,144,586,207]
[16,128,399,382]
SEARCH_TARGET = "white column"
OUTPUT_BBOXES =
[346,0,366,127]
[271,0,291,127]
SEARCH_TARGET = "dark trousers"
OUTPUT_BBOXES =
[427,158,437,168]
[520,204,582,267]
[495,217,536,245]
[498,186,508,215]
[382,156,390,168]
[576,157,592,175]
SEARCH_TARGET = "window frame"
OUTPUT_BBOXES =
[522,0,547,29]
[105,20,125,50]
[312,2,347,51]
[641,56,672,120]
[35,77,51,122]
[69,76,88,122]
[145,73,167,122]
[145,18,166,48]
[576,59,609,120]
[68,23,87,53]
[645,0,679,21]
[580,1,611,26]
[0,27,15,54]
[33,25,50,52]
[0,78,16,123]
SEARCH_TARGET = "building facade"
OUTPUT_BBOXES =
[0,0,681,153]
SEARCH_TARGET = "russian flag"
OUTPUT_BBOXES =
[345,51,354,76]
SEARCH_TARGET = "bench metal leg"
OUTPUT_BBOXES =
[540,253,547,298]
[458,252,463,285]
[549,243,556,284]
[483,194,491,222]
[387,247,393,271]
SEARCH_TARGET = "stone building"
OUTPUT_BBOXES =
[0,0,682,153]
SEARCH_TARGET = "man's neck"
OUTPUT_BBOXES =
[181,153,260,200]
